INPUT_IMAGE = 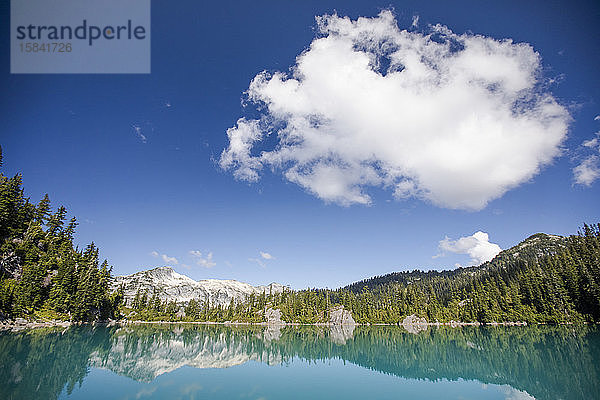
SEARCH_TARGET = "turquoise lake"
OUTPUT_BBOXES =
[0,324,598,400]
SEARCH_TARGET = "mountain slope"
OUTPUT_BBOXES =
[324,227,599,324]
[112,266,287,307]
[343,233,567,293]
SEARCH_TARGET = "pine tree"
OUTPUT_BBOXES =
[35,194,51,225]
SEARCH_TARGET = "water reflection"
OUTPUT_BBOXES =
[0,324,598,400]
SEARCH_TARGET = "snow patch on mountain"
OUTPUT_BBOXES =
[112,266,287,307]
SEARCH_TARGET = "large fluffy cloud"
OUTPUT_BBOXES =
[220,11,570,210]
[438,231,502,266]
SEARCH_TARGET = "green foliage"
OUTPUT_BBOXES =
[172,226,600,325]
[1,144,598,326]
[329,227,600,324]
[0,154,120,321]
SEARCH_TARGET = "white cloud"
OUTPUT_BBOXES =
[582,137,599,149]
[250,251,275,268]
[573,119,600,186]
[438,231,502,266]
[573,155,600,186]
[249,258,266,268]
[189,250,216,268]
[161,254,178,264]
[220,11,569,210]
[411,15,419,28]
[133,124,147,144]
[151,251,178,265]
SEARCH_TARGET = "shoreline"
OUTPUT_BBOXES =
[3,318,590,332]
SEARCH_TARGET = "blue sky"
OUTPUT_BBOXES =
[1,0,599,289]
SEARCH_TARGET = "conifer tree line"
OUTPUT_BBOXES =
[0,146,121,321]
[1,145,599,324]
[127,227,600,325]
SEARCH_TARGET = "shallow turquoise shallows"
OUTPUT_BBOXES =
[1,324,598,400]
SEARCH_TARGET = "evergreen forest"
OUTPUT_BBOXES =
[0,147,121,321]
[127,226,600,324]
[1,145,599,324]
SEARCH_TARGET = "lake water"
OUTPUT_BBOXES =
[0,324,598,400]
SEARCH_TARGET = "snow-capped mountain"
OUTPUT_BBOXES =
[112,266,287,306]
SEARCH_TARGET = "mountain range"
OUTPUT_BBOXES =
[112,266,287,307]
[113,233,566,308]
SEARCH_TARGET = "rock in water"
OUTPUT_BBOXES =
[401,314,428,334]
[329,305,356,325]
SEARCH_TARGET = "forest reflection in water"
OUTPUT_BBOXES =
[0,323,598,400]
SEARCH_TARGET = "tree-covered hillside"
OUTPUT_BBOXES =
[0,146,121,321]
[343,233,565,293]
[128,225,600,325]
[327,229,600,324]
[1,144,598,325]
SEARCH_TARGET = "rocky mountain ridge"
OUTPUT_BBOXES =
[112,266,288,307]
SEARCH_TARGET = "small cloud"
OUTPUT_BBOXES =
[151,251,178,265]
[249,258,266,268]
[165,101,172,108]
[189,250,216,268]
[133,124,147,143]
[573,155,600,186]
[437,231,502,266]
[411,15,419,28]
[573,121,600,187]
[250,251,275,268]
[162,254,178,264]
[582,137,598,148]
